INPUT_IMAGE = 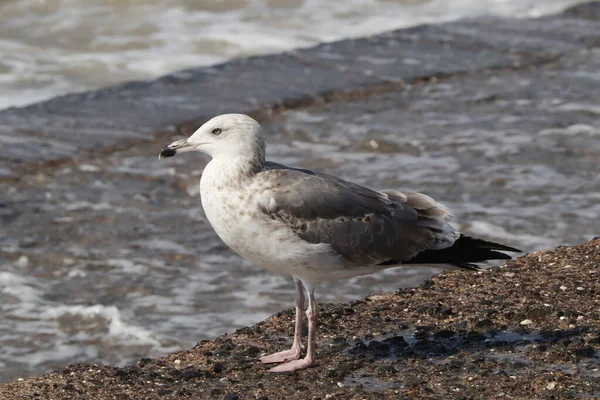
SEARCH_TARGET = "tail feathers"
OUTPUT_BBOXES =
[401,235,521,271]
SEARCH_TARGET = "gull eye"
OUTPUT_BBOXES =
[211,128,222,135]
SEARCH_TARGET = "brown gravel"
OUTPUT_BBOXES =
[1,238,599,399]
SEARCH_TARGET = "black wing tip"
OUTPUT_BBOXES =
[487,250,513,260]
[459,235,522,253]
[401,235,521,271]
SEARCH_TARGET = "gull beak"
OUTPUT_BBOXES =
[158,139,195,159]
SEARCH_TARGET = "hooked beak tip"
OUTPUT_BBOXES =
[159,146,177,160]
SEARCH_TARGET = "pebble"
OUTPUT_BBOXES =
[546,382,557,390]
[212,363,223,374]
[520,319,533,326]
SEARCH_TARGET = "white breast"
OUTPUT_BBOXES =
[199,160,342,283]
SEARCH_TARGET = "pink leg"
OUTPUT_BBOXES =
[269,283,317,372]
[260,277,305,364]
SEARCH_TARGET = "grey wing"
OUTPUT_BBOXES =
[256,165,459,266]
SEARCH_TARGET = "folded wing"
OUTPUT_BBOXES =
[256,163,459,267]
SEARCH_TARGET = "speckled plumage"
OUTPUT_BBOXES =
[159,113,520,372]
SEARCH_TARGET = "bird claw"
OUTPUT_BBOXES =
[268,357,315,373]
[259,347,302,364]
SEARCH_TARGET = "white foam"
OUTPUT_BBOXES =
[0,271,46,312]
[106,259,148,275]
[135,238,191,254]
[552,102,600,115]
[0,0,589,110]
[539,124,600,136]
[78,164,101,172]
[64,201,113,211]
[14,255,30,268]
[67,268,87,279]
[44,304,158,344]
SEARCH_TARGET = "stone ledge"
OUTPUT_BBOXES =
[1,238,599,399]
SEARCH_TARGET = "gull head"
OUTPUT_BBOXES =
[159,114,265,161]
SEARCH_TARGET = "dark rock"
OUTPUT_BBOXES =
[330,337,350,349]
[243,346,261,357]
[405,375,424,388]
[235,327,253,335]
[181,367,204,380]
[382,336,408,349]
[350,339,367,356]
[367,341,390,357]
[212,363,224,374]
[466,331,486,341]
[573,346,595,358]
[61,384,75,392]
[512,361,529,369]
[434,329,456,339]
[137,358,152,367]
[168,369,182,379]
[422,279,435,289]
[476,319,494,329]
[413,329,428,340]
[527,307,551,319]
[441,308,454,316]
[114,369,129,378]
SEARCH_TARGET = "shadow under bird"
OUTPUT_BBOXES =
[159,114,520,372]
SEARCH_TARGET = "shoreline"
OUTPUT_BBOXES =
[1,239,599,398]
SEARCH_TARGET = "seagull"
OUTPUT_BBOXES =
[159,114,520,372]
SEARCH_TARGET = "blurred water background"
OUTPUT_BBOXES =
[0,0,587,110]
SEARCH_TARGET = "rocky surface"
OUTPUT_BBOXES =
[1,239,599,399]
